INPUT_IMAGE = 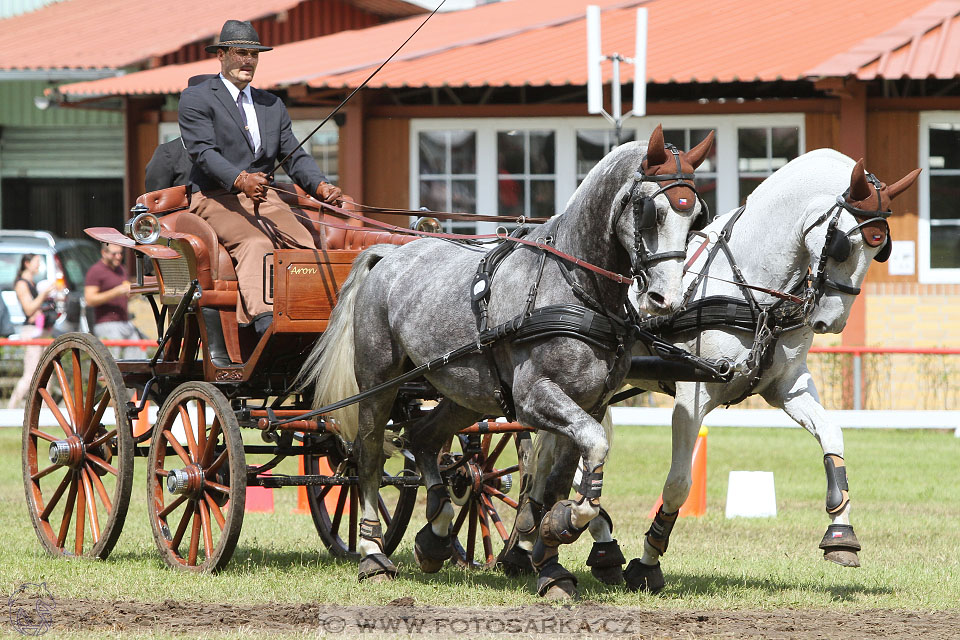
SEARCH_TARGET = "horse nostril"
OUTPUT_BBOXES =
[813,321,828,333]
[647,292,667,309]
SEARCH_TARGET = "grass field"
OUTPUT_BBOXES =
[2,424,959,631]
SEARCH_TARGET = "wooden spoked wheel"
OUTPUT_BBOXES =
[443,430,532,569]
[146,382,245,573]
[304,435,418,559]
[22,333,134,559]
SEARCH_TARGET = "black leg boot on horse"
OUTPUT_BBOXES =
[819,454,861,567]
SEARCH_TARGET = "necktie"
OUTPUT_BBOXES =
[236,92,255,150]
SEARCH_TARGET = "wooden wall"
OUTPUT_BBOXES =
[865,110,919,284]
[362,117,409,209]
[805,112,839,152]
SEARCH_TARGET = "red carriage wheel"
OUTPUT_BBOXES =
[22,333,134,559]
[443,428,532,569]
[146,382,245,572]
[303,435,418,559]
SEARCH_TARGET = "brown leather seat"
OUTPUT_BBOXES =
[158,211,238,309]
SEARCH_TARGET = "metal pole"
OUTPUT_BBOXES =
[853,353,862,410]
[611,54,622,144]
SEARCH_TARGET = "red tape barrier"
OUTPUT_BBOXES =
[0,338,156,349]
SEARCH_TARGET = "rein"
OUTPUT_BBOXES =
[266,184,637,285]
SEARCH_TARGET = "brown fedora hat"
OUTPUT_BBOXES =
[205,20,273,54]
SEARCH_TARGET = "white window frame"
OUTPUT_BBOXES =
[410,114,803,232]
[918,112,960,284]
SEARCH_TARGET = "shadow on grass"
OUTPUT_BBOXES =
[661,572,892,601]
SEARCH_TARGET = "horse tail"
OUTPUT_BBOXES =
[296,244,397,443]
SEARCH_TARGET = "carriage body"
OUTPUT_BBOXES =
[21,184,531,572]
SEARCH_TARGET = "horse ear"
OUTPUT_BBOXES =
[849,159,871,201]
[646,124,667,166]
[684,130,715,170]
[886,168,922,201]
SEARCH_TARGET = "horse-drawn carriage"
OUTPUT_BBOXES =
[21,181,534,573]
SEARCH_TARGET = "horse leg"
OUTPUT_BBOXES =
[625,380,713,593]
[582,411,625,585]
[404,400,482,573]
[516,383,609,600]
[764,367,861,567]
[355,391,401,582]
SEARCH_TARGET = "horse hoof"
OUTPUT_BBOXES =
[358,553,397,583]
[623,558,665,594]
[591,564,624,586]
[542,579,577,601]
[497,545,535,577]
[824,549,861,567]
[414,524,452,573]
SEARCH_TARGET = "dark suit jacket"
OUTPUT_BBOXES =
[178,76,326,195]
[144,138,194,191]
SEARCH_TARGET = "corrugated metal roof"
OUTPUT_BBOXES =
[809,0,960,79]
[0,0,425,71]
[55,0,941,97]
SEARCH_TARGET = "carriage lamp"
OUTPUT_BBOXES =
[124,206,161,244]
[411,216,441,234]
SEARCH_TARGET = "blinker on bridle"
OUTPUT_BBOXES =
[809,171,893,298]
[617,143,709,292]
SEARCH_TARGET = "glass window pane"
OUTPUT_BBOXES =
[528,132,555,174]
[930,224,960,268]
[695,177,717,219]
[662,128,686,150]
[616,130,636,146]
[576,130,606,176]
[310,130,338,182]
[771,127,799,170]
[690,128,716,173]
[498,131,525,174]
[450,131,476,175]
[738,128,767,172]
[530,180,555,217]
[451,180,476,213]
[499,177,525,216]
[930,176,960,220]
[929,124,960,170]
[419,180,447,212]
[739,177,764,205]
[419,131,446,175]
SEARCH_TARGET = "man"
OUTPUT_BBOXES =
[178,20,341,344]
[85,243,141,359]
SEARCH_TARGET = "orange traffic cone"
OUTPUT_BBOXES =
[648,426,708,518]
[294,456,347,515]
[131,391,151,438]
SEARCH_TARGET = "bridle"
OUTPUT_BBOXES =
[805,171,892,301]
[614,143,708,294]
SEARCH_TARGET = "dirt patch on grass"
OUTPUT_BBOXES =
[30,598,960,638]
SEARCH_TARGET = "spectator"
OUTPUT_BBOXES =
[144,137,193,192]
[84,243,141,359]
[8,254,61,408]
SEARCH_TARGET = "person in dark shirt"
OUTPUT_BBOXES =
[84,243,141,359]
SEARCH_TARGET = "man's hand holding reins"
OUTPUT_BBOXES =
[235,170,269,202]
[317,182,343,206]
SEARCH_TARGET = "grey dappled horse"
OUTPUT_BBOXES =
[298,126,714,598]
[517,149,921,593]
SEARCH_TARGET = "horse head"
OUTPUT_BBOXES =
[622,124,714,315]
[806,159,921,333]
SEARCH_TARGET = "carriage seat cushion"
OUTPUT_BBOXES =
[327,228,422,251]
[136,185,189,214]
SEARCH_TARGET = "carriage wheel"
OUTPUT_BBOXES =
[304,436,418,559]
[146,382,245,572]
[22,333,134,560]
[443,429,532,569]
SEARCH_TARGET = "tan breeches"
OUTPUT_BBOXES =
[190,190,316,323]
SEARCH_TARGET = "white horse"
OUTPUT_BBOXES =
[509,149,921,592]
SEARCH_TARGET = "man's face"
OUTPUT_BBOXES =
[218,47,259,88]
[102,245,124,268]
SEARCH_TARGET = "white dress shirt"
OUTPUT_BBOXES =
[219,74,262,154]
